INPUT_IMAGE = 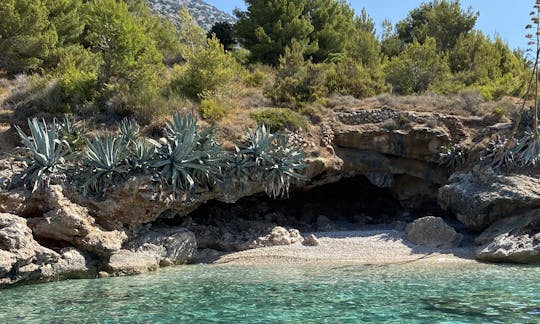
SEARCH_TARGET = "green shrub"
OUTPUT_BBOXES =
[59,65,98,105]
[243,65,271,87]
[200,98,227,121]
[264,40,327,108]
[384,37,450,95]
[325,57,388,98]
[251,108,308,131]
[170,36,238,100]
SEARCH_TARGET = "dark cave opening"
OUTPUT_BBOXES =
[180,176,409,229]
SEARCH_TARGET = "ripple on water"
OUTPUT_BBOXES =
[0,263,539,323]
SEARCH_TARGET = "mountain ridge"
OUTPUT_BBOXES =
[147,0,236,31]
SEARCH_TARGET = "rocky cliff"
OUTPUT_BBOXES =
[1,106,540,287]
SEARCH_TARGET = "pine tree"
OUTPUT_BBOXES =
[396,0,478,52]
[177,5,206,59]
[0,0,57,73]
[234,0,315,65]
[307,0,356,63]
[83,0,163,97]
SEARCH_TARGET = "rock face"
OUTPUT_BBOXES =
[29,186,127,257]
[0,213,59,286]
[439,168,540,230]
[0,213,98,287]
[475,211,540,263]
[107,227,196,276]
[405,216,462,248]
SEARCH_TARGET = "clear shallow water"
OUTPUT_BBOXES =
[1,263,539,323]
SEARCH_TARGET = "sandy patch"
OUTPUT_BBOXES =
[213,229,476,266]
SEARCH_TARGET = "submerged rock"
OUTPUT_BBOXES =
[475,211,540,263]
[439,168,540,230]
[405,216,462,248]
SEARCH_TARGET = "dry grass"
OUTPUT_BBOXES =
[328,92,522,119]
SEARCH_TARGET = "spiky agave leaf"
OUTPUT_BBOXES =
[132,138,157,171]
[151,126,222,196]
[84,134,131,194]
[119,118,140,145]
[57,114,86,151]
[238,124,275,167]
[263,134,306,199]
[225,147,257,189]
[513,127,540,166]
[438,144,467,168]
[12,118,70,191]
[165,113,198,139]
[482,135,515,170]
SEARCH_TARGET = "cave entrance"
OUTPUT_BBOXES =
[185,176,405,230]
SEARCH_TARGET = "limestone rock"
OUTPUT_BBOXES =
[105,227,196,276]
[439,168,540,230]
[107,249,161,276]
[253,226,304,247]
[29,185,127,257]
[0,213,60,287]
[47,247,98,280]
[128,227,197,266]
[475,211,540,263]
[405,216,462,248]
[303,234,320,246]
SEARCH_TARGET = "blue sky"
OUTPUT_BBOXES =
[205,0,532,51]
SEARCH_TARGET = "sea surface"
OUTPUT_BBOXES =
[1,263,539,323]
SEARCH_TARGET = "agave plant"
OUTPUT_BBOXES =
[438,144,467,168]
[165,113,197,139]
[482,135,516,170]
[84,134,131,194]
[151,114,223,196]
[225,148,257,189]
[151,135,221,195]
[231,125,306,198]
[238,124,275,167]
[57,115,86,151]
[513,128,540,166]
[131,138,157,171]
[263,135,306,199]
[12,118,71,191]
[119,118,140,145]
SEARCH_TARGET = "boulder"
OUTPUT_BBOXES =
[107,249,161,276]
[252,226,304,247]
[475,211,540,263]
[439,168,540,230]
[128,227,197,266]
[405,216,462,248]
[0,213,60,287]
[47,247,98,280]
[105,227,196,276]
[303,234,320,246]
[29,186,127,257]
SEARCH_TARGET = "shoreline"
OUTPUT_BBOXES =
[202,229,478,266]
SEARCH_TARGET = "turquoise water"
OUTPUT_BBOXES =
[1,264,539,323]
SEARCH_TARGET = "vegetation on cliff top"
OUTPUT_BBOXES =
[0,0,531,129]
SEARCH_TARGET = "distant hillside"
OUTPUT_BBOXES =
[147,0,236,31]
